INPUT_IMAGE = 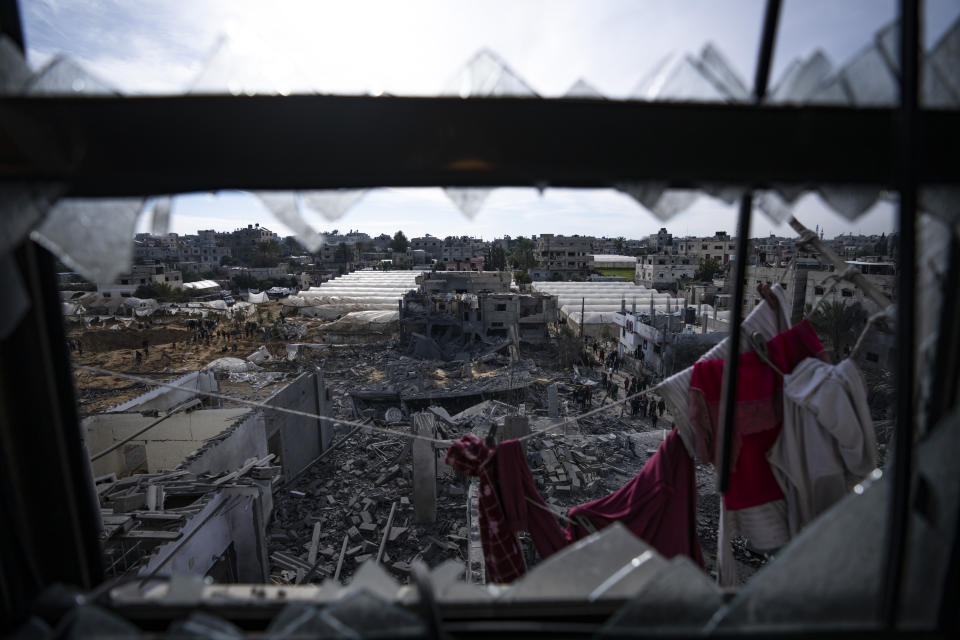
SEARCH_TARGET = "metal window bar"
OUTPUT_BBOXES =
[715,0,782,494]
[882,0,920,629]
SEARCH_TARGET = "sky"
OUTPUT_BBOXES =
[21,0,960,241]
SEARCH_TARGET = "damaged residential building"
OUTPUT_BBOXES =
[88,366,334,583]
[400,271,558,359]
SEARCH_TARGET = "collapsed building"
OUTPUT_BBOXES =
[399,271,558,360]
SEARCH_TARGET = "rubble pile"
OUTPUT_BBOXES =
[267,426,470,585]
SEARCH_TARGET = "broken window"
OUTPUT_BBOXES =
[2,0,955,636]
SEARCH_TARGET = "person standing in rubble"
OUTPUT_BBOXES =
[658,398,666,418]
[639,395,647,418]
[649,399,658,429]
[631,394,641,416]
[135,350,142,367]
[142,339,149,357]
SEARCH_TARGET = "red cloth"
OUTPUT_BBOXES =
[445,434,528,583]
[689,320,825,510]
[496,440,571,561]
[444,435,567,582]
[447,429,706,582]
[566,428,704,567]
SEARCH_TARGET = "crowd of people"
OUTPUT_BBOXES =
[572,337,669,428]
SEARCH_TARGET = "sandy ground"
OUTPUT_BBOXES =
[67,302,296,413]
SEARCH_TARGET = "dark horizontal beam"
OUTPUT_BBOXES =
[0,95,957,196]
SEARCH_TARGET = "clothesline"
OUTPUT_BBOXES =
[73,364,454,446]
[72,364,668,449]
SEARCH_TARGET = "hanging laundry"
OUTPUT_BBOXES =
[446,431,705,582]
[658,283,792,459]
[566,428,704,567]
[769,357,878,536]
[496,440,573,560]
[688,319,825,586]
[445,434,566,583]
[688,319,825,510]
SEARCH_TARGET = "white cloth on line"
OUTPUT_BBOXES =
[718,499,790,586]
[768,357,878,537]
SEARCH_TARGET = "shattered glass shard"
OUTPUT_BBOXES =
[841,45,898,106]
[504,523,665,601]
[299,189,367,222]
[188,35,306,96]
[253,191,325,252]
[322,589,425,637]
[927,17,960,104]
[697,43,749,101]
[599,556,724,633]
[616,183,699,221]
[31,197,144,284]
[344,559,401,602]
[149,197,172,236]
[631,52,728,102]
[444,188,491,219]
[0,35,32,93]
[753,189,796,224]
[817,186,881,221]
[443,48,538,98]
[25,56,116,95]
[564,79,605,99]
[0,183,62,255]
[768,51,834,103]
[266,603,345,639]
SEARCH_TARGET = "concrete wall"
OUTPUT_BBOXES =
[181,410,268,477]
[137,486,268,582]
[263,372,325,483]
[84,408,251,478]
[108,371,219,413]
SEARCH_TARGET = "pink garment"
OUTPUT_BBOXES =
[689,319,825,510]
[566,428,704,567]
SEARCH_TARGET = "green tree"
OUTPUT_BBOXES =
[252,239,283,267]
[486,244,507,270]
[133,282,190,302]
[810,300,868,357]
[389,231,409,253]
[694,256,724,282]
[509,236,536,270]
[232,273,262,291]
[614,236,626,254]
[513,270,532,285]
[282,235,301,255]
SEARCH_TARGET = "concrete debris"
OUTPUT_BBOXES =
[72,298,767,588]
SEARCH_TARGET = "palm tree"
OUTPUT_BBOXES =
[810,300,868,357]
